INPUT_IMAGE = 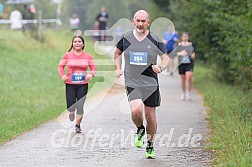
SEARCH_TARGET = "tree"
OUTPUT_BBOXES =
[153,0,252,89]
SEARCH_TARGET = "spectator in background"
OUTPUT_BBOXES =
[163,29,180,75]
[10,6,23,30]
[0,3,4,19]
[23,4,36,32]
[69,13,80,32]
[28,4,36,17]
[2,6,9,19]
[96,6,109,41]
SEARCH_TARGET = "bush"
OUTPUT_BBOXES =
[153,0,252,90]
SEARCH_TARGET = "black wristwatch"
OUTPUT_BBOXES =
[158,65,164,72]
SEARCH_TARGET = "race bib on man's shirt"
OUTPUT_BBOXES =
[130,52,148,65]
[71,72,85,83]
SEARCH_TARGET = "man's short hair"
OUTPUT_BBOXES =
[133,10,150,21]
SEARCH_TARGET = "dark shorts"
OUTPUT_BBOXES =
[178,63,194,75]
[66,84,88,115]
[125,86,161,107]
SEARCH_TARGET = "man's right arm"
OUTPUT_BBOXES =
[114,48,123,78]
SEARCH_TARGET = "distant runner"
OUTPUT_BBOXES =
[173,32,195,100]
[163,29,180,75]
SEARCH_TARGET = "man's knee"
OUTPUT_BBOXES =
[145,112,156,123]
[130,100,143,118]
[132,107,143,118]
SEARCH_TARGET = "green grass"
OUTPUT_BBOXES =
[193,64,252,166]
[0,29,114,143]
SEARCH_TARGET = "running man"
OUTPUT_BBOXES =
[114,10,169,159]
[173,32,195,100]
[58,36,96,133]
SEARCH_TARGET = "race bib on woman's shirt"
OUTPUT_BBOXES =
[130,52,148,65]
[71,72,85,83]
[181,56,191,64]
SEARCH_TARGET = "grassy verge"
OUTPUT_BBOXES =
[193,64,252,166]
[0,29,114,144]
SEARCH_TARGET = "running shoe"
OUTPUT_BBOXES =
[186,94,191,101]
[69,112,75,122]
[145,147,155,159]
[135,128,145,148]
[75,124,81,133]
[180,93,186,100]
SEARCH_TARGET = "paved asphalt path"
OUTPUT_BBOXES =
[0,69,212,167]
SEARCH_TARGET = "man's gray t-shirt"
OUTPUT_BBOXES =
[116,31,167,88]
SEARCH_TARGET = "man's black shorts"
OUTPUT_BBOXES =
[125,86,161,107]
[178,63,194,75]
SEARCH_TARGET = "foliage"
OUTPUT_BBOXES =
[153,0,252,90]
[193,64,252,166]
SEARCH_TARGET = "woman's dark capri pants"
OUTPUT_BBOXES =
[65,84,88,115]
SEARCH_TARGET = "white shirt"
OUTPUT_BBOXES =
[10,10,22,30]
[69,17,80,28]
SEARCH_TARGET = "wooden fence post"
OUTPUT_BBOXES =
[38,10,42,41]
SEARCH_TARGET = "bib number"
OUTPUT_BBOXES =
[181,56,191,64]
[72,72,85,83]
[130,52,148,65]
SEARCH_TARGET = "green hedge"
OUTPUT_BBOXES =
[153,0,252,90]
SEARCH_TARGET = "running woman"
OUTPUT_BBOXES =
[174,32,195,100]
[58,36,96,133]
[114,10,169,159]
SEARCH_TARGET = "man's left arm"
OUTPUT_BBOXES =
[152,53,169,74]
[152,37,169,74]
